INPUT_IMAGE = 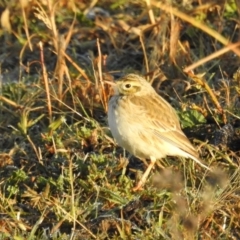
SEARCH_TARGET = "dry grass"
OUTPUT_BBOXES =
[0,0,240,239]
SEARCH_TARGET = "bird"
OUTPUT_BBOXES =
[106,74,210,191]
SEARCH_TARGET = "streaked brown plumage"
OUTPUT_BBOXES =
[106,74,210,191]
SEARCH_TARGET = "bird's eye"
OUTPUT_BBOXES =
[125,84,131,88]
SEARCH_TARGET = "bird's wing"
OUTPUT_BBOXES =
[152,125,199,158]
[130,94,199,158]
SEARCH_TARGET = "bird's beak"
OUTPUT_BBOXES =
[104,80,118,94]
[104,80,117,86]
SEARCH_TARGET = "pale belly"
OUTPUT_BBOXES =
[108,97,180,159]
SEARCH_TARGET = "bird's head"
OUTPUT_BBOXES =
[105,74,153,96]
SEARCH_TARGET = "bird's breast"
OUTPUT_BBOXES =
[108,96,141,150]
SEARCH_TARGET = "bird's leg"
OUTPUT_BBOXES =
[133,157,156,191]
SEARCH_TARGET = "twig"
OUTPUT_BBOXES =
[151,1,240,56]
[184,42,240,72]
[96,38,108,112]
[39,41,52,123]
[186,72,227,124]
